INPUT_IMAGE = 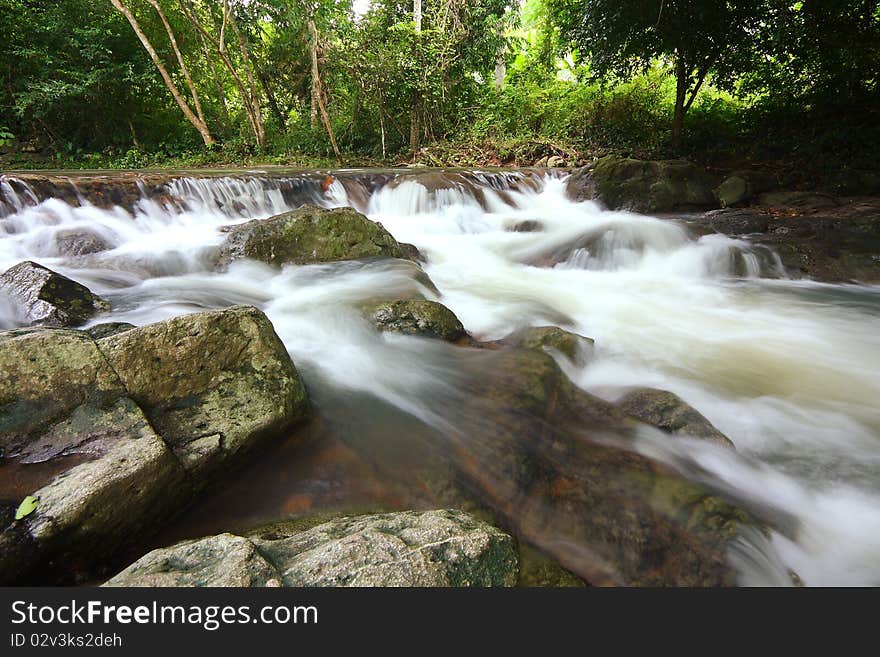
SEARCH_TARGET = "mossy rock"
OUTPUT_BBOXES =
[218,205,405,267]
[514,325,594,363]
[617,388,735,448]
[364,299,466,342]
[0,261,109,327]
[573,155,717,213]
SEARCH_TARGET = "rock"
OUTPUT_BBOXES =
[568,155,716,213]
[218,205,405,268]
[448,347,752,585]
[97,305,310,479]
[84,322,136,340]
[715,170,776,208]
[52,229,113,256]
[715,175,750,208]
[399,242,424,262]
[694,200,880,283]
[698,208,771,235]
[0,261,109,327]
[106,510,519,588]
[510,219,543,233]
[104,533,279,587]
[616,388,734,448]
[513,325,594,363]
[364,299,466,342]
[547,156,566,168]
[0,329,125,454]
[0,306,309,584]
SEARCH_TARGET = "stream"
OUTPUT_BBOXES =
[2,168,880,586]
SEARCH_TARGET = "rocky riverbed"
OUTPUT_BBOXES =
[0,166,877,586]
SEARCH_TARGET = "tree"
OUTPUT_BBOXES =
[548,0,771,148]
[110,0,215,146]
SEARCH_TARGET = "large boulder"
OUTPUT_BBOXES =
[616,388,734,448]
[448,347,756,586]
[96,305,310,479]
[105,510,518,587]
[0,261,109,327]
[567,155,716,213]
[0,306,310,584]
[364,299,466,342]
[217,205,405,268]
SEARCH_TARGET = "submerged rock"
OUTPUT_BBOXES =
[364,299,466,342]
[616,388,735,448]
[105,510,518,588]
[513,325,594,363]
[0,305,309,584]
[52,229,113,257]
[217,205,405,267]
[0,261,109,327]
[449,347,752,586]
[568,155,716,213]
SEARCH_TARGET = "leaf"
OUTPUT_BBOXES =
[14,496,39,521]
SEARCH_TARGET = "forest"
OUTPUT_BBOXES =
[1,0,878,188]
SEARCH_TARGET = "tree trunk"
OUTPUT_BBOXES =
[308,19,340,160]
[110,0,214,147]
[146,0,207,130]
[672,55,687,151]
[198,29,230,127]
[177,0,264,148]
[410,0,423,154]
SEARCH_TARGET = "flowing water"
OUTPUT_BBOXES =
[2,169,880,586]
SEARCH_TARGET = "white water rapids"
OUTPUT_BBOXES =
[2,170,880,586]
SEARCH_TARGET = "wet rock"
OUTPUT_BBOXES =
[53,229,113,257]
[510,219,544,233]
[693,201,880,283]
[513,325,594,363]
[104,533,279,587]
[218,205,405,268]
[97,305,310,479]
[449,347,751,586]
[0,306,310,584]
[0,261,109,327]
[616,388,735,448]
[568,155,716,213]
[399,242,424,262]
[364,299,466,342]
[106,510,518,587]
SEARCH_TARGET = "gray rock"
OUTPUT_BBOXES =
[0,306,310,584]
[106,510,519,588]
[97,305,310,479]
[0,261,109,327]
[104,533,279,587]
[218,205,405,268]
[52,229,113,257]
[616,388,734,448]
[568,155,716,213]
[364,299,466,342]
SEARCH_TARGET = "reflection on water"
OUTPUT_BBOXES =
[2,170,880,585]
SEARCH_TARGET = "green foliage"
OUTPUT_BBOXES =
[0,0,876,185]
